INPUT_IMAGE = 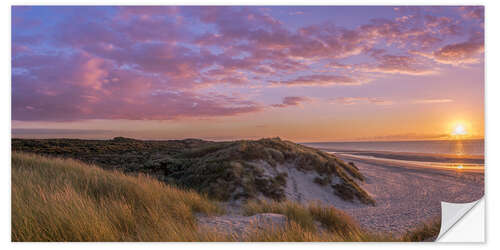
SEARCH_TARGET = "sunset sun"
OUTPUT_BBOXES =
[452,124,467,136]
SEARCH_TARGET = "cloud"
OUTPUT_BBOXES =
[360,54,437,75]
[459,6,484,20]
[11,6,483,122]
[329,97,393,105]
[289,11,304,16]
[432,38,484,65]
[355,132,450,141]
[411,37,484,65]
[271,74,366,86]
[11,51,263,121]
[412,98,453,104]
[12,128,113,136]
[325,62,353,70]
[272,96,310,108]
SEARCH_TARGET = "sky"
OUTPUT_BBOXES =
[11,6,484,142]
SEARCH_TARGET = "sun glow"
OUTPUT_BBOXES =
[452,124,467,136]
[447,120,483,140]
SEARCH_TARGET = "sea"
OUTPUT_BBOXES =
[303,139,485,172]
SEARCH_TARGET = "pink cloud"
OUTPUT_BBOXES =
[459,6,484,20]
[410,32,484,66]
[412,98,454,104]
[361,55,437,75]
[12,51,263,121]
[325,62,353,70]
[271,74,366,86]
[11,6,484,122]
[272,96,310,108]
[432,37,484,65]
[48,6,482,85]
[330,97,393,106]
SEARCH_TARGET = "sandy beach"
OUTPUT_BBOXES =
[197,153,484,236]
[333,154,484,234]
[222,151,483,235]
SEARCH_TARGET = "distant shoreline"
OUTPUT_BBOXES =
[302,138,484,144]
[304,139,484,160]
[339,153,484,174]
[322,149,484,164]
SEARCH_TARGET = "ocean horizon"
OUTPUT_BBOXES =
[303,138,484,156]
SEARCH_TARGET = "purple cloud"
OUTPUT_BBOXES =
[360,54,437,75]
[271,75,365,86]
[11,6,483,122]
[272,96,311,108]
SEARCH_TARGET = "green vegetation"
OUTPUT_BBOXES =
[12,137,374,204]
[11,152,440,242]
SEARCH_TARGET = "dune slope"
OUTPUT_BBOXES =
[12,137,374,205]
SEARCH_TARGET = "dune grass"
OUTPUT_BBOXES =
[12,152,441,242]
[243,200,367,241]
[401,217,441,242]
[12,152,225,241]
[242,200,440,242]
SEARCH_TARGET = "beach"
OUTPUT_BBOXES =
[196,151,484,237]
[332,153,484,234]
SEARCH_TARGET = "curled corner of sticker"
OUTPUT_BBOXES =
[436,198,483,241]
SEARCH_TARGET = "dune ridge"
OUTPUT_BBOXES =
[12,137,374,205]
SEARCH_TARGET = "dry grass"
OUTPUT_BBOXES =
[11,152,441,242]
[242,200,441,242]
[243,200,367,240]
[242,221,346,241]
[244,200,317,231]
[401,217,441,242]
[12,152,225,241]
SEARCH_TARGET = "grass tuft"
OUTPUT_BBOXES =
[242,200,441,242]
[401,217,441,242]
[243,200,366,240]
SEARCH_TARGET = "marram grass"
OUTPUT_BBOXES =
[11,152,440,242]
[12,152,225,241]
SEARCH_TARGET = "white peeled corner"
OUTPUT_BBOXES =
[436,198,484,242]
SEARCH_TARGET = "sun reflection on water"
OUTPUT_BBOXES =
[454,140,465,155]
